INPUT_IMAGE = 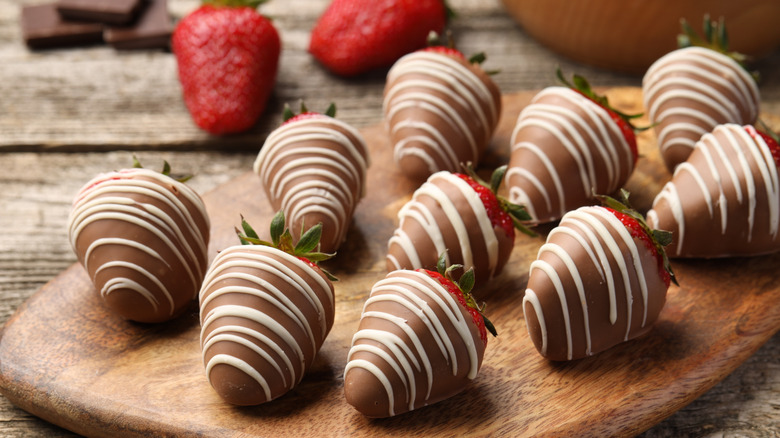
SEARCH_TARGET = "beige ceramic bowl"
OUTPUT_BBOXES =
[501,0,780,73]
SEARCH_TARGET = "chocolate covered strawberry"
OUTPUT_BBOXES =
[68,157,210,323]
[524,192,676,361]
[344,256,495,417]
[253,103,370,254]
[308,0,448,76]
[505,70,640,224]
[643,16,760,172]
[384,43,501,181]
[172,0,280,135]
[199,212,336,405]
[646,123,780,258]
[387,166,533,289]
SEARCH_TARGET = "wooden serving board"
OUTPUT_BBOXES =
[1,89,779,437]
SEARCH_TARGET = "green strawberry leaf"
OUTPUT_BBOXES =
[236,211,337,280]
[458,268,475,295]
[490,165,506,194]
[295,223,323,255]
[436,251,448,276]
[482,314,498,337]
[324,103,337,118]
[270,210,285,247]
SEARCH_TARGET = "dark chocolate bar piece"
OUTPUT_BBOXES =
[21,3,103,50]
[104,0,171,50]
[57,0,145,25]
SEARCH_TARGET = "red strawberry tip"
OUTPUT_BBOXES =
[282,101,337,124]
[460,163,537,237]
[750,121,780,168]
[235,211,338,281]
[597,189,678,287]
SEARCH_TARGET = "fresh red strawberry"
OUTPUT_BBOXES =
[68,157,210,324]
[344,256,494,417]
[504,70,640,224]
[172,0,280,135]
[308,0,448,76]
[647,123,780,258]
[253,102,369,254]
[199,211,336,406]
[643,16,760,172]
[524,191,675,361]
[387,166,534,292]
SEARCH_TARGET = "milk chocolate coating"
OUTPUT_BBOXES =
[646,123,780,258]
[383,51,501,182]
[643,47,760,172]
[344,270,485,417]
[386,171,515,288]
[199,245,335,406]
[505,87,635,224]
[68,168,210,323]
[523,206,668,361]
[253,115,369,254]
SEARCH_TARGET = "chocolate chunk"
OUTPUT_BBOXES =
[57,0,145,25]
[104,0,172,50]
[21,3,103,50]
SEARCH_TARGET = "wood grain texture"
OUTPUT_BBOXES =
[0,0,696,151]
[1,0,779,435]
[0,91,778,437]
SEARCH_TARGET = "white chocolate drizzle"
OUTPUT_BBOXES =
[387,171,499,279]
[199,245,334,404]
[67,168,209,319]
[524,206,653,360]
[345,270,481,417]
[384,51,500,177]
[642,46,760,170]
[506,87,634,223]
[253,115,369,252]
[647,124,780,257]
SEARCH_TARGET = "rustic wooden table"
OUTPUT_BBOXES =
[0,0,778,436]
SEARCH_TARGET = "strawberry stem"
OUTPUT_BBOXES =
[677,14,755,80]
[282,101,337,122]
[434,252,497,337]
[132,155,193,183]
[236,211,338,281]
[555,68,649,133]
